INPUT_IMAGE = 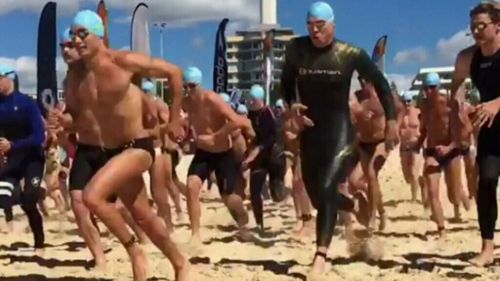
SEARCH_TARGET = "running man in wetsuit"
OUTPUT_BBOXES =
[0,64,45,254]
[280,2,398,276]
[464,3,500,267]
[244,85,288,234]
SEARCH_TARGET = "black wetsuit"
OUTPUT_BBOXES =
[247,106,287,229]
[281,37,396,248]
[0,91,46,249]
[470,48,500,241]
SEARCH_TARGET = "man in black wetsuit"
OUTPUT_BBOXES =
[0,65,46,253]
[243,84,287,233]
[280,1,398,276]
[461,3,500,267]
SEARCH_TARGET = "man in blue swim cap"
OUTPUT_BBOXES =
[48,26,156,271]
[59,27,80,65]
[280,1,398,276]
[398,91,424,205]
[181,66,256,246]
[242,84,288,233]
[66,9,190,280]
[415,72,471,240]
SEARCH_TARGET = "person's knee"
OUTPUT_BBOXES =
[129,206,155,228]
[82,188,102,210]
[21,186,42,207]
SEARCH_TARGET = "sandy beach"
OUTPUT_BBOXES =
[0,150,497,281]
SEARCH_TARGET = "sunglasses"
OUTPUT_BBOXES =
[0,71,15,78]
[470,22,494,32]
[423,85,437,90]
[307,20,329,31]
[183,83,197,90]
[59,42,75,49]
[71,28,90,40]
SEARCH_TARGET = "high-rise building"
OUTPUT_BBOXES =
[226,0,296,100]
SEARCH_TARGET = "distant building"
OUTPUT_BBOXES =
[225,0,297,103]
[226,28,295,93]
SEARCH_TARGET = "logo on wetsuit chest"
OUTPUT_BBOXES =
[31,177,41,187]
[298,68,342,76]
[480,61,493,68]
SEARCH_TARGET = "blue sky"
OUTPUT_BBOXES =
[0,0,477,92]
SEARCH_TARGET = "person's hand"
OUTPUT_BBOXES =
[473,100,499,128]
[435,145,451,158]
[168,118,187,143]
[241,148,260,171]
[0,138,12,153]
[243,125,256,141]
[47,108,64,132]
[384,120,399,150]
[287,103,314,134]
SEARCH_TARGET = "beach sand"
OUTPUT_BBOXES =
[0,150,497,281]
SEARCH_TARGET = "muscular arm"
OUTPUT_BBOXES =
[210,93,253,136]
[416,108,427,148]
[157,100,170,132]
[11,98,45,149]
[349,91,363,124]
[141,94,158,129]
[280,40,298,105]
[450,46,475,102]
[117,51,184,123]
[355,49,396,121]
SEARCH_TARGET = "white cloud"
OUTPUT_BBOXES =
[386,73,414,92]
[436,29,474,64]
[393,47,429,65]
[349,71,415,92]
[126,0,259,27]
[225,21,250,36]
[0,0,259,28]
[0,56,68,94]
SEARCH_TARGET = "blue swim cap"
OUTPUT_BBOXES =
[72,10,105,38]
[307,2,335,23]
[275,99,284,109]
[220,93,231,103]
[402,91,413,101]
[183,67,203,85]
[249,85,265,101]
[423,72,440,87]
[0,64,16,80]
[60,27,72,43]
[236,104,248,115]
[142,80,155,93]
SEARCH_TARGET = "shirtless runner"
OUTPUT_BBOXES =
[415,72,470,238]
[181,66,255,250]
[69,11,189,280]
[399,91,424,203]
[352,76,389,232]
[141,80,176,232]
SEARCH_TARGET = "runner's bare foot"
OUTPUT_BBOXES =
[470,252,494,267]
